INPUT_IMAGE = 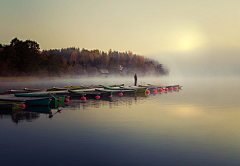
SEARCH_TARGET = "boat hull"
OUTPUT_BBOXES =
[128,86,148,93]
[0,101,24,110]
[68,89,113,98]
[95,88,137,94]
[46,87,68,91]
[14,93,65,107]
[103,86,134,90]
[23,97,52,106]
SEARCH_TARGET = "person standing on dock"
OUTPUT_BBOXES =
[134,73,137,86]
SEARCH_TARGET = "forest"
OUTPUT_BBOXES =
[0,38,170,77]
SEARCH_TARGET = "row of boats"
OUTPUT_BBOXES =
[0,84,182,110]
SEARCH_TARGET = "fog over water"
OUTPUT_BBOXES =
[1,75,240,166]
[1,75,239,94]
[150,48,240,77]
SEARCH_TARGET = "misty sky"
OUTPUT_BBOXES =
[0,0,239,76]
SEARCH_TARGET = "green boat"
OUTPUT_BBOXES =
[68,89,113,98]
[71,85,103,89]
[127,86,148,93]
[24,97,52,106]
[102,85,147,93]
[165,85,180,88]
[46,87,68,91]
[108,84,124,87]
[95,88,137,94]
[5,90,30,94]
[14,93,66,107]
[23,88,43,92]
[1,95,52,106]
[0,101,25,110]
[64,86,84,90]
[103,86,133,90]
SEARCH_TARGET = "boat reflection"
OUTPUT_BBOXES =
[0,89,182,122]
[0,109,40,124]
[0,106,52,124]
[67,92,153,110]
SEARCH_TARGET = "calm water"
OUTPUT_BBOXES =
[1,76,240,166]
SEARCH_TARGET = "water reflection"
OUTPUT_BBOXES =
[0,109,40,124]
[0,106,51,124]
[1,77,240,166]
[68,90,180,110]
[0,89,181,124]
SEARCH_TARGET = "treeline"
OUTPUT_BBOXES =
[0,38,170,77]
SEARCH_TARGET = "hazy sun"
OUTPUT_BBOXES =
[181,41,191,50]
[162,19,208,52]
[176,28,208,52]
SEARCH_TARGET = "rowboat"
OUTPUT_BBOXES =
[165,85,180,88]
[127,86,148,93]
[68,89,113,98]
[138,84,152,87]
[105,85,148,93]
[0,95,52,106]
[114,92,148,98]
[46,87,68,91]
[5,90,30,94]
[71,88,97,92]
[64,86,84,90]
[0,101,25,110]
[71,85,103,89]
[103,86,133,90]
[23,88,43,91]
[138,84,160,91]
[14,93,66,100]
[44,90,70,96]
[23,97,52,106]
[95,88,137,94]
[147,84,182,89]
[109,84,124,87]
[14,93,66,107]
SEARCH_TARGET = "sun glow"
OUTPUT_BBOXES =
[157,19,209,53]
[181,40,192,51]
[176,29,208,51]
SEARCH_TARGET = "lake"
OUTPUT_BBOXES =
[0,76,240,166]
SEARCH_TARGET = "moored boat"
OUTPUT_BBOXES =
[23,88,43,92]
[0,94,52,106]
[14,93,66,107]
[68,89,113,98]
[46,87,68,91]
[103,86,133,90]
[165,85,180,88]
[0,101,25,110]
[24,97,52,106]
[95,88,137,94]
[108,84,124,87]
[64,86,84,90]
[71,85,103,89]
[5,90,30,94]
[127,86,148,93]
[138,84,161,91]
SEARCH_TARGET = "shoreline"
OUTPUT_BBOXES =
[0,75,169,82]
[0,76,79,82]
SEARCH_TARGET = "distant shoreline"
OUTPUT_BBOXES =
[0,76,81,82]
